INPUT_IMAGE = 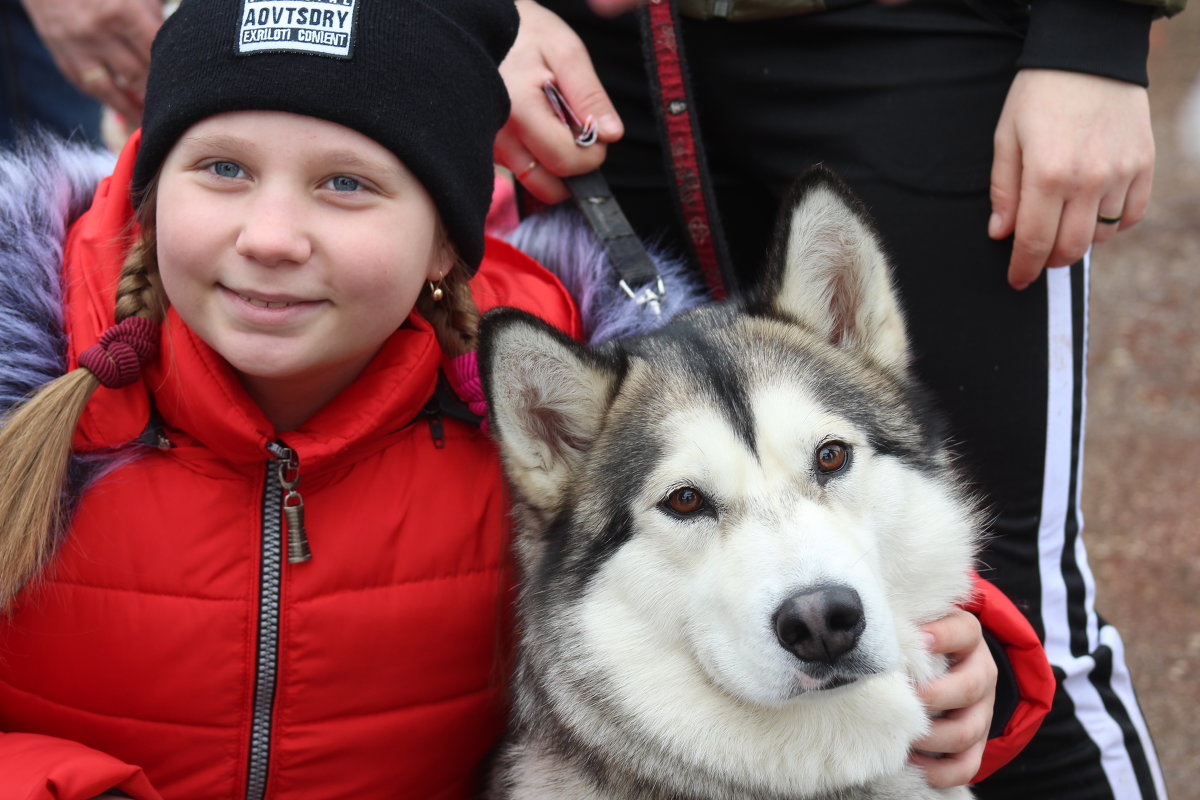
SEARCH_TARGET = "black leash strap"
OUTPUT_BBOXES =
[565,170,665,315]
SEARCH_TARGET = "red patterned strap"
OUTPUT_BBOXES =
[78,316,159,389]
[639,0,735,300]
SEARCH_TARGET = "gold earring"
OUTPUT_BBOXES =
[428,274,445,303]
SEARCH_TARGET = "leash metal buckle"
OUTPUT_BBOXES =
[566,172,666,319]
[619,276,666,318]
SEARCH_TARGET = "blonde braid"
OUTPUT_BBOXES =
[114,225,167,326]
[0,193,165,610]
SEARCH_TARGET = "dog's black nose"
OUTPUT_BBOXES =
[773,585,865,665]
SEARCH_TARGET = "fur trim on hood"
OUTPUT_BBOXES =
[505,205,710,346]
[0,135,120,542]
[0,135,115,417]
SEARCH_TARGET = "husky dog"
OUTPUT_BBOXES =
[479,168,979,800]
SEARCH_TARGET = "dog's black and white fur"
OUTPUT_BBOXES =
[480,168,980,800]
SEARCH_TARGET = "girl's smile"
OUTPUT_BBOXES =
[154,110,450,429]
[221,285,326,323]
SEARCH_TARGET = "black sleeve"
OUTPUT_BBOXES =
[1017,0,1155,86]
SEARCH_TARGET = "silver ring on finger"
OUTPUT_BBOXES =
[1097,213,1123,225]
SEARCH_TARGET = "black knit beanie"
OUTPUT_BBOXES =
[132,0,518,272]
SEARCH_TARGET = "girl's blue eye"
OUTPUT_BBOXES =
[330,175,360,192]
[211,161,243,179]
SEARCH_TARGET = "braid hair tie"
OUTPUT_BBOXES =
[446,351,489,433]
[78,316,160,389]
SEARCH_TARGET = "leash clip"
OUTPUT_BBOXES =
[543,80,598,147]
[620,276,666,318]
[566,170,664,319]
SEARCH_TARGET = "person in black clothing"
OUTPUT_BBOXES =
[495,1,1174,797]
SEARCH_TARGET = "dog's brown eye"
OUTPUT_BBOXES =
[666,486,704,515]
[816,441,849,473]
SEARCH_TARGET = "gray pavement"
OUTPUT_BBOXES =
[1083,13,1200,798]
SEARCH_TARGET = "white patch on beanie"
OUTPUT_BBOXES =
[238,0,358,59]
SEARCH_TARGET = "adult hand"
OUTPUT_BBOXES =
[911,608,997,788]
[989,68,1155,290]
[20,0,163,125]
[495,1,624,203]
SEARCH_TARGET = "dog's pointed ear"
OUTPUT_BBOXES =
[478,308,620,514]
[758,167,911,373]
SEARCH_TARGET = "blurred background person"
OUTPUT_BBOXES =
[1,0,161,145]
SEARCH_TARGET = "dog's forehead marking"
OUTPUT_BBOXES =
[625,318,758,457]
[609,308,947,529]
[645,381,866,501]
[620,319,863,499]
[735,315,948,474]
[651,404,752,484]
[751,381,864,452]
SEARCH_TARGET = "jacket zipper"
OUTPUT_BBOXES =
[276,444,313,564]
[246,441,310,800]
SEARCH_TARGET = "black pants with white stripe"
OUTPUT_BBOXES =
[542,1,1166,796]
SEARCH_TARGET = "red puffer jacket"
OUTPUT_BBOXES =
[0,133,581,799]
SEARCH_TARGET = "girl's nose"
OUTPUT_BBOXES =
[234,186,313,266]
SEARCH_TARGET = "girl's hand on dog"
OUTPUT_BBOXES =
[911,608,998,788]
[495,1,625,203]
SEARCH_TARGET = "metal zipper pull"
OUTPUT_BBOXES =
[271,443,312,563]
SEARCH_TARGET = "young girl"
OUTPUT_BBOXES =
[0,0,579,797]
